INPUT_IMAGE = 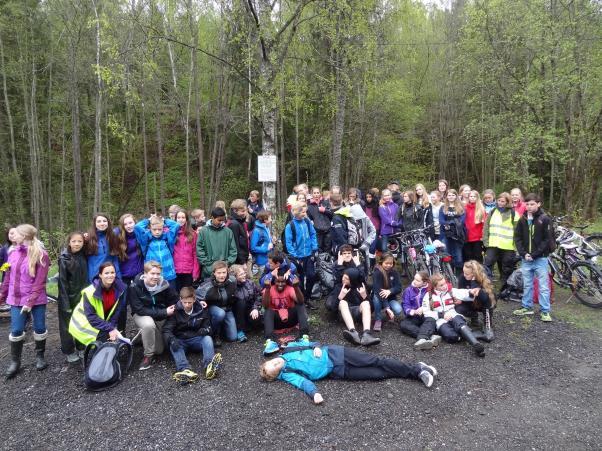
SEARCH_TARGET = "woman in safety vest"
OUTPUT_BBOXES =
[69,261,127,346]
[482,192,519,287]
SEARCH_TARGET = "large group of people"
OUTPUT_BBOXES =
[0,180,555,402]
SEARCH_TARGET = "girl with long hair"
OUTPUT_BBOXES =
[86,213,121,283]
[173,209,200,291]
[441,189,466,278]
[463,190,487,263]
[455,260,495,342]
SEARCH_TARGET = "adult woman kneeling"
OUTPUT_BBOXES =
[129,261,178,370]
[69,262,127,346]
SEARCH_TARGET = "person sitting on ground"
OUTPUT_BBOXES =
[128,261,179,370]
[196,207,238,280]
[230,264,263,342]
[163,287,222,383]
[325,245,365,313]
[259,250,297,288]
[455,260,495,342]
[399,271,441,349]
[262,272,310,356]
[329,267,380,347]
[69,262,127,347]
[195,261,239,344]
[417,273,486,356]
[371,253,403,331]
[260,339,438,404]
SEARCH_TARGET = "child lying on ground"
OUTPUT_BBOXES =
[259,339,438,404]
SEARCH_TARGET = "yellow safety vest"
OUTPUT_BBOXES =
[69,285,119,346]
[487,210,516,251]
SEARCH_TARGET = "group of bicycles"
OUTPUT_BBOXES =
[384,217,602,308]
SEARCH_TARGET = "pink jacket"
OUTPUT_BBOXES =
[173,229,200,279]
[0,245,51,308]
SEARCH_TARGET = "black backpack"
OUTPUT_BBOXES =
[281,217,312,254]
[84,340,133,391]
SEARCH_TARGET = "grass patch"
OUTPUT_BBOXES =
[46,263,58,298]
[553,296,602,333]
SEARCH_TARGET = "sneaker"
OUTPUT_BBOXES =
[418,361,438,377]
[513,307,534,316]
[343,329,361,345]
[373,320,382,332]
[237,331,248,343]
[139,356,153,371]
[414,338,433,350]
[205,353,223,380]
[360,331,381,346]
[173,368,198,384]
[263,339,280,356]
[540,312,552,322]
[299,334,310,344]
[419,370,434,388]
[430,335,442,347]
[66,352,80,363]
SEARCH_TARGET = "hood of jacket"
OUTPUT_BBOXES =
[133,273,170,295]
[334,206,353,219]
[349,204,367,220]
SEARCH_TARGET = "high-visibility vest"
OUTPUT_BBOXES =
[69,285,119,346]
[487,210,516,251]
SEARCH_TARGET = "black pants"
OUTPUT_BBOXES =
[400,315,427,338]
[415,317,437,340]
[337,347,420,380]
[484,247,517,286]
[293,256,316,300]
[234,301,262,332]
[119,276,136,333]
[264,305,309,339]
[463,241,484,263]
[175,273,194,292]
[438,315,468,343]
[58,304,83,354]
[455,288,492,317]
[317,231,332,253]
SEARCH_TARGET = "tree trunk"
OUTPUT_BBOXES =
[329,57,347,188]
[155,105,166,215]
[92,0,103,213]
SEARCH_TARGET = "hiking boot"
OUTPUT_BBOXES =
[205,353,223,380]
[173,368,198,384]
[419,370,434,388]
[414,338,433,350]
[513,307,534,316]
[360,331,380,346]
[343,329,361,345]
[139,356,154,371]
[540,312,552,322]
[263,339,280,356]
[430,335,442,347]
[5,338,23,380]
[237,331,248,343]
[418,361,438,378]
[66,352,81,364]
[373,320,382,332]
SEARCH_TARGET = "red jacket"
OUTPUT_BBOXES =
[464,202,486,242]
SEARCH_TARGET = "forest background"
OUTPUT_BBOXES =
[0,0,601,239]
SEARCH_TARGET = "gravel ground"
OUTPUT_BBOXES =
[0,298,600,451]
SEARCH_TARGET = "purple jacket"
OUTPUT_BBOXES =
[402,285,427,316]
[83,278,127,333]
[378,201,400,235]
[0,245,50,308]
[116,229,143,279]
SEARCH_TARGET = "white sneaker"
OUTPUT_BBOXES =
[66,352,80,363]
[430,335,442,347]
[414,338,433,350]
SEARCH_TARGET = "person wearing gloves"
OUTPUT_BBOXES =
[259,339,438,404]
[128,261,179,370]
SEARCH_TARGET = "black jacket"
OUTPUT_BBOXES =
[228,211,254,264]
[128,274,178,319]
[162,300,212,343]
[195,276,237,310]
[57,249,89,312]
[307,199,333,233]
[514,209,553,259]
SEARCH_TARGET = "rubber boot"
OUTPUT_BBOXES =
[459,325,485,357]
[5,335,24,379]
[34,331,48,371]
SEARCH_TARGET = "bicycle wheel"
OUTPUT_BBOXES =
[548,253,571,286]
[584,234,602,253]
[441,261,457,287]
[570,260,602,308]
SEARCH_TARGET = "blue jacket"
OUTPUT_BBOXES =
[276,341,338,398]
[284,217,318,259]
[134,218,180,281]
[87,231,121,283]
[250,221,272,266]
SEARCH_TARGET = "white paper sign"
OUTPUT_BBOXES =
[258,155,277,182]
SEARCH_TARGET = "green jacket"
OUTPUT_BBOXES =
[196,223,238,278]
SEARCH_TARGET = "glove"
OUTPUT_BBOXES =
[169,338,182,352]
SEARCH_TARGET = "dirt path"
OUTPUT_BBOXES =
[0,299,600,450]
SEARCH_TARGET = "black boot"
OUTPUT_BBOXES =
[34,332,48,371]
[5,337,24,379]
[459,325,485,357]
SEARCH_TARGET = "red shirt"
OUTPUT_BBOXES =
[268,285,297,310]
[464,202,486,242]
[101,287,117,317]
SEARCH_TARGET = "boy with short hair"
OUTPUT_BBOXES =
[196,207,238,280]
[513,193,553,322]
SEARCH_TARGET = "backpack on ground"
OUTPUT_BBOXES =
[84,340,133,391]
[316,252,335,295]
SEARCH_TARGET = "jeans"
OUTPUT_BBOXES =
[371,294,402,321]
[521,257,551,313]
[444,238,464,270]
[380,234,390,253]
[169,335,215,371]
[10,305,46,337]
[209,305,238,341]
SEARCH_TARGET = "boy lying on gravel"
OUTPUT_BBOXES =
[259,339,437,404]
